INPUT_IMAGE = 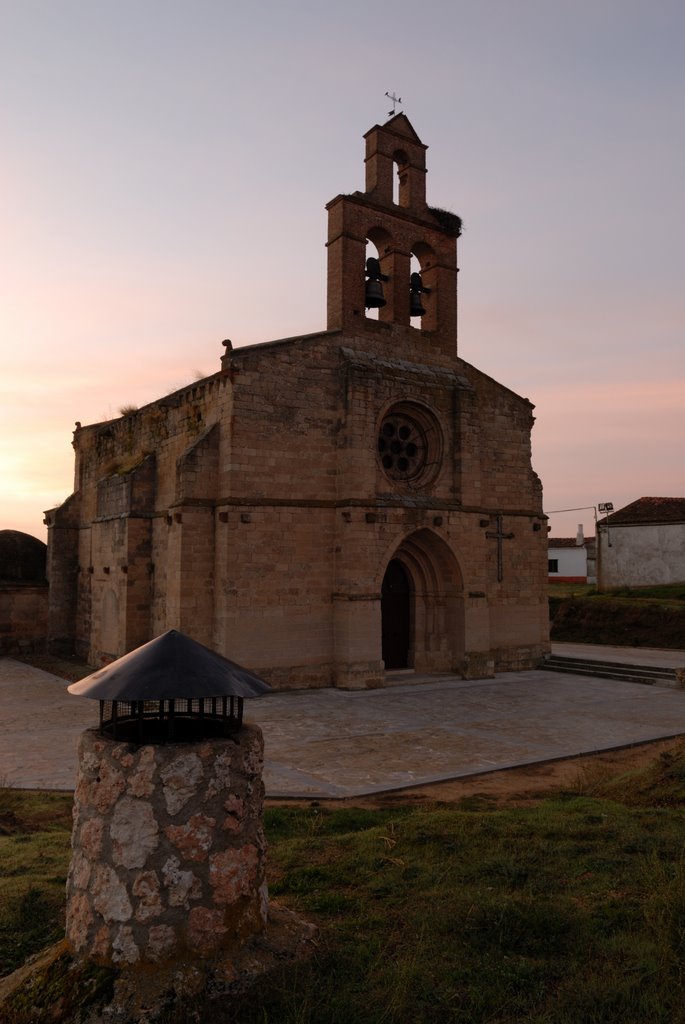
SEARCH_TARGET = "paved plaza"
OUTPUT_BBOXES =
[2,645,685,799]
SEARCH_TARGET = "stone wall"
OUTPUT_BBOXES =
[46,326,549,682]
[599,522,685,588]
[0,583,48,655]
[66,724,268,967]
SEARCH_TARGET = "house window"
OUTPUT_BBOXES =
[548,559,559,573]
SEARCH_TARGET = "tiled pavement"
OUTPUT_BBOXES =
[2,644,685,799]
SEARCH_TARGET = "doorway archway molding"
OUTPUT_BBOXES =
[378,528,465,674]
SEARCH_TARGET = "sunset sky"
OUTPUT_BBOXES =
[2,0,683,543]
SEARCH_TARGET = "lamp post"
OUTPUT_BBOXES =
[596,502,614,590]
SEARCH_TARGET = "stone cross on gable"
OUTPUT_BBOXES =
[486,514,515,582]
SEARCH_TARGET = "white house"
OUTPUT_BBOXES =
[548,525,596,584]
[597,497,685,588]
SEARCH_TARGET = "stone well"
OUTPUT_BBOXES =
[65,724,268,967]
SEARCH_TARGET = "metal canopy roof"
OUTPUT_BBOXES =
[68,629,271,702]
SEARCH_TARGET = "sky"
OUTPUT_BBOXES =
[1,0,683,543]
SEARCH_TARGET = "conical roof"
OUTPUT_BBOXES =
[68,630,270,701]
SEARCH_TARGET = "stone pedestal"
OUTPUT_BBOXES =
[66,725,267,967]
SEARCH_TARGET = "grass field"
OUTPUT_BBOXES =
[0,789,73,980]
[5,745,685,1022]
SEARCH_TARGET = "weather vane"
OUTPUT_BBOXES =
[385,91,402,116]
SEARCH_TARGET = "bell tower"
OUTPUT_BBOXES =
[326,114,462,358]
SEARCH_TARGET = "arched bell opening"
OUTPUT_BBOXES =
[364,239,383,321]
[393,148,408,207]
[409,252,427,325]
[365,227,393,322]
[410,241,436,331]
[380,529,465,675]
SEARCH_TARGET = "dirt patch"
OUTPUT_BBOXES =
[267,738,685,810]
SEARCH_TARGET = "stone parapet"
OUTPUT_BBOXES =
[66,725,267,967]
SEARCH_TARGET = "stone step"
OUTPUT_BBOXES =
[543,655,680,689]
[384,670,462,688]
[547,655,676,678]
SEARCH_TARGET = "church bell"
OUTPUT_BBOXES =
[409,271,429,318]
[365,256,388,309]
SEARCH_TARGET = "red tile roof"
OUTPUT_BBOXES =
[598,497,685,526]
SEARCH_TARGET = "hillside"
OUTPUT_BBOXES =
[550,584,685,649]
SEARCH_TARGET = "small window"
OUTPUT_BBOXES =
[548,559,559,574]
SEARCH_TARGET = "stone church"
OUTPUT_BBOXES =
[46,114,549,688]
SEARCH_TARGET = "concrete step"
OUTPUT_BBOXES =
[543,655,680,689]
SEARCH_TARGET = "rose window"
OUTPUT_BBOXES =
[377,414,427,481]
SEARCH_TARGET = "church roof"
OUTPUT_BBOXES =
[598,497,685,526]
[0,530,47,583]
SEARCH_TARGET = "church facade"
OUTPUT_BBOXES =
[45,115,550,688]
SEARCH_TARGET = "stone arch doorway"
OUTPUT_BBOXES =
[381,559,412,669]
[380,529,465,675]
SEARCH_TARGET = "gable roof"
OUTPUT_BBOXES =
[598,497,685,526]
[364,113,425,147]
[548,537,586,548]
[383,112,423,143]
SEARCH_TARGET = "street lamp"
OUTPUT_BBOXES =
[596,502,614,590]
[598,502,614,548]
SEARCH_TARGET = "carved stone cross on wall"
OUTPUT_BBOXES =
[486,514,515,582]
